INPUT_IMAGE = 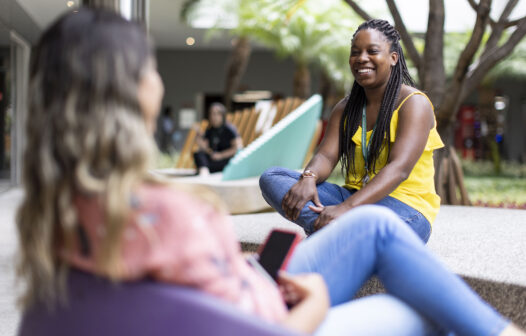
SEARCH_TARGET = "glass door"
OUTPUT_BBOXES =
[9,31,30,186]
[0,22,11,191]
[0,23,30,191]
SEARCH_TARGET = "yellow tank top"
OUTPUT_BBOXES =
[343,91,444,224]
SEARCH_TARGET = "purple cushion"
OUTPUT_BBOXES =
[18,270,300,336]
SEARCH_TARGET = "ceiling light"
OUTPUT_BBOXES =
[67,1,75,7]
[186,37,195,46]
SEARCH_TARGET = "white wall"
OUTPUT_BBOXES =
[156,48,320,120]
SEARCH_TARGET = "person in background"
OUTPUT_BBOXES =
[156,106,175,153]
[193,102,242,176]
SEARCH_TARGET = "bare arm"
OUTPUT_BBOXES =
[211,136,242,160]
[195,128,212,154]
[313,92,435,230]
[281,99,346,221]
[303,98,346,182]
[279,273,329,334]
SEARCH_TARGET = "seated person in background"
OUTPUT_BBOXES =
[194,102,242,176]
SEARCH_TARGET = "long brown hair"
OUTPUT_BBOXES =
[17,8,158,308]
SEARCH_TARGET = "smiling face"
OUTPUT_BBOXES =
[349,29,399,90]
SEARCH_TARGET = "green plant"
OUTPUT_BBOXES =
[461,158,526,178]
[155,152,179,169]
[465,176,526,209]
[461,158,526,208]
[236,0,361,92]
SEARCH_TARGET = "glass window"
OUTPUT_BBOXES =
[0,22,11,190]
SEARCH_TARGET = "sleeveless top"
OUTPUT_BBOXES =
[343,91,444,224]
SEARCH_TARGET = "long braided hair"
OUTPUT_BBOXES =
[339,19,415,178]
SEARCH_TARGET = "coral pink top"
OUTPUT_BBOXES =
[64,184,288,323]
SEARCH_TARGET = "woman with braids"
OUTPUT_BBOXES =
[260,19,443,242]
[18,10,525,336]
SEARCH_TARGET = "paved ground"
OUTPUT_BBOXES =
[1,187,525,335]
[231,205,526,286]
[0,189,23,336]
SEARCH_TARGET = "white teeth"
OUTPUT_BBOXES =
[358,69,373,74]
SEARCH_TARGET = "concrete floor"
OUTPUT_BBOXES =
[231,205,526,286]
[0,188,23,336]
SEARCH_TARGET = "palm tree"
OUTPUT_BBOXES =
[235,0,359,98]
[180,0,248,110]
[182,0,361,103]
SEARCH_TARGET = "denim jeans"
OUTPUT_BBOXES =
[286,205,508,336]
[315,294,443,336]
[259,166,432,242]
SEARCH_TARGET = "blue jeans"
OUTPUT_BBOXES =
[260,166,431,242]
[286,205,508,336]
[315,294,442,336]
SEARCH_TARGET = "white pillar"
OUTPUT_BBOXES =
[10,31,31,185]
[82,0,149,29]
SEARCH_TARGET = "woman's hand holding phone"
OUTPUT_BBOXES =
[248,229,329,334]
[278,272,329,307]
[278,272,330,334]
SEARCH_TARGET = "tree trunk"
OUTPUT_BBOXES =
[434,145,472,206]
[422,0,446,106]
[432,5,526,205]
[293,62,311,99]
[223,36,252,111]
[436,0,491,132]
[318,71,345,120]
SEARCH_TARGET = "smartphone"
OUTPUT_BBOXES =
[256,229,302,281]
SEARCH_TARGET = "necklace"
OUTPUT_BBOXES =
[361,104,376,185]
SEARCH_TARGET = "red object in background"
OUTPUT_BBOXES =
[455,105,476,159]
[318,119,328,145]
[0,91,3,102]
